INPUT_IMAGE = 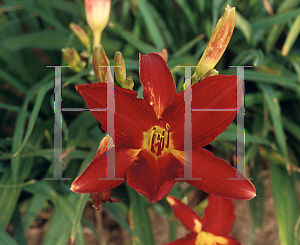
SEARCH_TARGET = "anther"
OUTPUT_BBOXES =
[166,123,170,148]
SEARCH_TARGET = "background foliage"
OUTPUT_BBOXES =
[1,0,300,244]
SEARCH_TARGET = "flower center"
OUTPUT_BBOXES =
[143,123,171,157]
[196,231,227,245]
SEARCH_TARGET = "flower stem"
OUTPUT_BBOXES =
[93,30,102,47]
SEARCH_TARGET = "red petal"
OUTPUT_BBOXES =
[139,52,176,118]
[126,149,182,203]
[76,83,157,149]
[166,196,203,233]
[202,195,236,236]
[172,148,256,200]
[71,148,138,193]
[161,75,242,150]
[163,233,197,245]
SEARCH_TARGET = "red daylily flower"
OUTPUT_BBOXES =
[71,51,256,203]
[164,195,241,245]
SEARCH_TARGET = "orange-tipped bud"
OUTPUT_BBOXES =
[84,0,111,47]
[69,22,91,50]
[194,5,235,80]
[93,44,111,83]
[62,48,84,72]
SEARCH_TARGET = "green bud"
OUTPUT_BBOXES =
[114,51,127,87]
[62,48,83,72]
[124,76,134,90]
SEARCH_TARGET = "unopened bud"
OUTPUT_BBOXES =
[93,45,111,83]
[90,190,123,210]
[62,48,84,72]
[124,76,134,90]
[114,51,127,87]
[84,0,111,46]
[69,23,91,51]
[194,5,235,81]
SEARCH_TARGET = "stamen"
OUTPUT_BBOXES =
[166,123,170,148]
[150,128,156,153]
[156,135,161,156]
[147,125,170,156]
[161,131,165,151]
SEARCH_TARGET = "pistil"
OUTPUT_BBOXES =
[149,124,171,156]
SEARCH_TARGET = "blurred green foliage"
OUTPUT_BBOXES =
[0,0,300,244]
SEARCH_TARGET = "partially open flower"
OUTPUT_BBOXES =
[194,5,236,82]
[84,0,111,47]
[164,195,241,245]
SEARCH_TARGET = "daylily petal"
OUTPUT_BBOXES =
[126,149,182,203]
[202,195,236,236]
[161,75,242,150]
[76,83,157,149]
[171,148,256,200]
[163,233,197,245]
[71,148,138,193]
[139,52,176,118]
[166,196,203,233]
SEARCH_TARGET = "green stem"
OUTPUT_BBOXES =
[93,30,102,47]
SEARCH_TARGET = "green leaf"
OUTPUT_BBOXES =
[126,185,155,245]
[243,70,300,95]
[0,227,18,245]
[11,207,27,245]
[271,164,299,245]
[1,30,82,52]
[136,0,165,50]
[252,7,300,30]
[258,84,289,165]
[22,194,47,231]
[286,54,300,82]
[281,15,300,56]
[108,22,157,53]
[104,202,134,236]
[13,82,53,157]
[235,11,253,44]
[70,194,89,243]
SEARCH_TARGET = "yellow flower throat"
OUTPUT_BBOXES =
[144,123,171,157]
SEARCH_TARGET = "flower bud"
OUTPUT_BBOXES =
[69,22,91,51]
[114,51,127,86]
[90,190,123,210]
[61,48,84,72]
[84,0,111,47]
[194,5,235,81]
[124,76,134,90]
[93,44,111,83]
